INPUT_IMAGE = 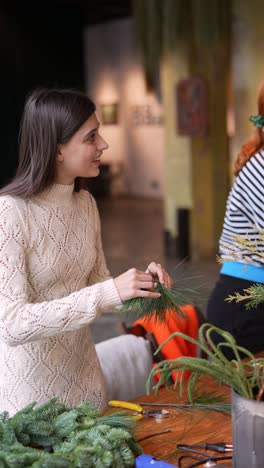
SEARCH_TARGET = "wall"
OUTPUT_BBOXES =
[84,19,164,198]
[0,2,85,188]
[161,50,192,247]
[84,8,264,257]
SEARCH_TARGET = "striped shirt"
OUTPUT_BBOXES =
[219,150,264,267]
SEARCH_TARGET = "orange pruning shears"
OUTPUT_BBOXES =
[108,400,170,420]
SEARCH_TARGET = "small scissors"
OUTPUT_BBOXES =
[108,400,170,420]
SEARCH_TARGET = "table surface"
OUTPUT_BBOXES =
[128,352,264,466]
[132,378,232,467]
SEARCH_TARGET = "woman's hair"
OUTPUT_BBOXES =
[234,81,264,175]
[0,88,96,197]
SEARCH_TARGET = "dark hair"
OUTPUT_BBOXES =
[0,88,96,197]
[234,80,264,175]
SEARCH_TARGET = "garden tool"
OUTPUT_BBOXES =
[108,400,170,420]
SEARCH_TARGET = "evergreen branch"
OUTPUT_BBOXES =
[137,401,231,415]
[226,284,264,309]
[175,403,231,414]
[118,282,188,322]
[0,398,141,466]
[219,229,264,309]
[96,411,137,432]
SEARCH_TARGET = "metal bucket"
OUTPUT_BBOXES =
[232,389,264,467]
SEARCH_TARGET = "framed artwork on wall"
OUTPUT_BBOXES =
[100,103,118,125]
[176,78,208,137]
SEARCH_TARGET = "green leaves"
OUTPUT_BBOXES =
[147,323,264,402]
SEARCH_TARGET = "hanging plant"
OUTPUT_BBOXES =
[132,0,163,89]
[132,0,231,89]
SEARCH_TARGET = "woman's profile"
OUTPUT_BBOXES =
[0,88,171,414]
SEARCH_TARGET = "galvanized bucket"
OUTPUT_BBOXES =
[232,389,264,468]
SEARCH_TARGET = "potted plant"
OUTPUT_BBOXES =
[147,322,264,468]
[144,233,264,467]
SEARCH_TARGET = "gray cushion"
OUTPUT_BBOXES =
[96,334,153,401]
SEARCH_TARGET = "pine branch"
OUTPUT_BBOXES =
[219,229,264,309]
[118,282,190,322]
[226,284,264,310]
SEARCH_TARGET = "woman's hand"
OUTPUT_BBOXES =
[145,262,173,289]
[113,262,173,302]
[114,268,161,302]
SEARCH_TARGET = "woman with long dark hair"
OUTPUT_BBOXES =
[207,81,264,359]
[0,88,172,414]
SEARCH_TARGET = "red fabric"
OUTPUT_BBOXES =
[133,305,200,382]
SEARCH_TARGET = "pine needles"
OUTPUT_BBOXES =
[118,281,196,322]
[188,390,231,414]
[136,400,231,415]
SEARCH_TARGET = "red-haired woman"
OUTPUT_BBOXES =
[207,82,264,359]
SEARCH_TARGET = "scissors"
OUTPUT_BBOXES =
[108,400,170,420]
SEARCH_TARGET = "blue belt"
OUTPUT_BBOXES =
[221,261,264,284]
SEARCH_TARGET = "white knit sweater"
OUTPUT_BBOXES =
[0,183,121,415]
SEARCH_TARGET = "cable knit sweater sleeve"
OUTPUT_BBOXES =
[0,195,121,347]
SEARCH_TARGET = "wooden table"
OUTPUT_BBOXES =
[132,378,232,466]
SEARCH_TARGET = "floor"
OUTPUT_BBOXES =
[90,196,219,343]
